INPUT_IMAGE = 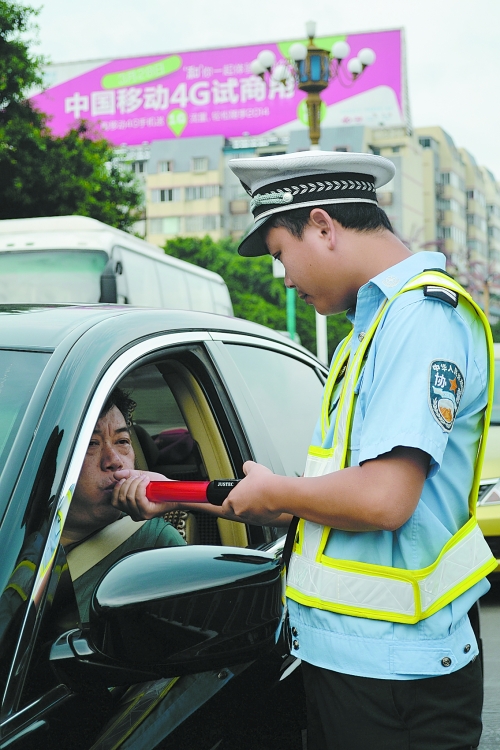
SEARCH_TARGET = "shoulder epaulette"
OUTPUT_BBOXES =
[423,285,459,308]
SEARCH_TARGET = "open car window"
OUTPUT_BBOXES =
[120,358,248,548]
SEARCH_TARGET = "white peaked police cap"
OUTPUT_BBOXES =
[229,150,396,257]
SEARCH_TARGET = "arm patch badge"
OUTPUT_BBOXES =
[428,360,465,432]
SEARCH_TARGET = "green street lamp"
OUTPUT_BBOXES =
[251,22,375,360]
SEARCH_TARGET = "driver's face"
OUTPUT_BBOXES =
[69,406,136,533]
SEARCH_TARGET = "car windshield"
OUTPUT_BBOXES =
[492,359,500,425]
[0,250,108,304]
[0,349,51,474]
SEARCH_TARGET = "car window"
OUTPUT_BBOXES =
[116,357,248,547]
[0,349,50,474]
[225,345,324,477]
[120,363,209,481]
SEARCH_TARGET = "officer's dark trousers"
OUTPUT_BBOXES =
[302,656,483,750]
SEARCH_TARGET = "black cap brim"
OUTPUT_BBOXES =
[237,215,271,257]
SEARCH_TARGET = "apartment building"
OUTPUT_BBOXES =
[480,166,500,317]
[144,136,226,245]
[367,127,424,253]
[415,127,468,283]
[460,149,489,302]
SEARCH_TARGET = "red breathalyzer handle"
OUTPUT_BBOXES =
[145,479,241,506]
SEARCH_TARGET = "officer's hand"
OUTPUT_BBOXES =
[217,461,285,525]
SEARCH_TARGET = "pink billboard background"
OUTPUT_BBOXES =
[31,29,403,146]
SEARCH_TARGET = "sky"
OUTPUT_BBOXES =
[24,0,500,177]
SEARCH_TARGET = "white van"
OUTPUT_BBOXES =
[0,216,233,315]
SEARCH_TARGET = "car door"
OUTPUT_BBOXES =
[0,326,326,750]
[0,333,292,747]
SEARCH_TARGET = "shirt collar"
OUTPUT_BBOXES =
[346,251,447,325]
[370,251,446,297]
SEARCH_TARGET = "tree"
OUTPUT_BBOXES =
[489,318,500,343]
[163,235,351,358]
[0,1,43,111]
[0,1,143,230]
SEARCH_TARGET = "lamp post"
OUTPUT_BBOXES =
[251,22,375,361]
[251,21,375,151]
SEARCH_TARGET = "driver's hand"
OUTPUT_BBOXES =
[111,469,174,521]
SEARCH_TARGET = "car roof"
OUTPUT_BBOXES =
[0,304,317,360]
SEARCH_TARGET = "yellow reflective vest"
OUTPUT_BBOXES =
[286,271,497,625]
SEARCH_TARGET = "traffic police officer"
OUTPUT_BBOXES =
[223,151,496,750]
[116,151,496,750]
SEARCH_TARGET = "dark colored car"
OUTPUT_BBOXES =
[0,305,328,750]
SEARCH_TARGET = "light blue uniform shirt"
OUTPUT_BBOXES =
[288,251,490,679]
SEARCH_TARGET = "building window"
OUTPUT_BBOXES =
[487,204,500,219]
[468,239,487,255]
[185,215,220,232]
[148,217,181,235]
[467,214,487,232]
[230,185,250,200]
[392,146,401,153]
[158,160,173,173]
[437,225,467,246]
[467,189,486,207]
[419,138,431,149]
[231,214,251,231]
[192,157,209,173]
[151,188,182,203]
[441,172,466,192]
[438,198,465,217]
[131,161,146,173]
[488,226,500,241]
[185,185,221,201]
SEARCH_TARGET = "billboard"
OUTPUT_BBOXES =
[32,29,406,146]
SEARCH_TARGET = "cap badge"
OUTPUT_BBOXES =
[250,190,293,212]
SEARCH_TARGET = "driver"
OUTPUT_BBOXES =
[61,387,185,623]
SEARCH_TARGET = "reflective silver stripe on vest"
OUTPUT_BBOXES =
[288,553,416,616]
[418,523,492,610]
[288,521,493,618]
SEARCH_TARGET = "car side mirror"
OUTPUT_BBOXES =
[84,545,283,676]
[99,259,118,303]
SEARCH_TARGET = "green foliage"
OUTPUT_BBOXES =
[163,235,351,358]
[0,1,143,230]
[0,0,43,109]
[0,118,144,229]
[489,319,500,343]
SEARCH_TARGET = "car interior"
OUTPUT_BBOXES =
[121,359,248,548]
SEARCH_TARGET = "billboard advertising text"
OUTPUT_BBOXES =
[32,29,405,146]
